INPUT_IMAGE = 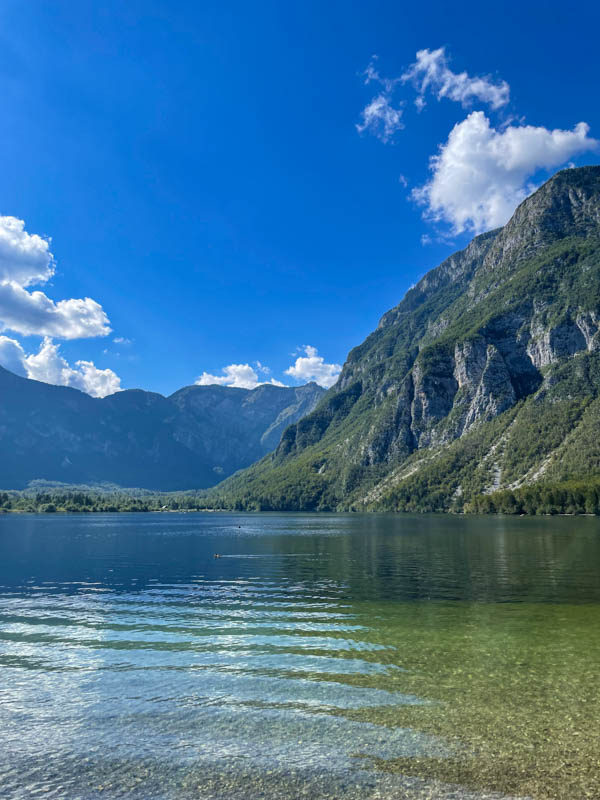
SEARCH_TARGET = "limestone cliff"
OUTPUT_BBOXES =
[212,166,600,510]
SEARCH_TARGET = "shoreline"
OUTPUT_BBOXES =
[1,507,597,517]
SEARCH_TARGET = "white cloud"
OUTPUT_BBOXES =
[197,349,342,391]
[255,360,271,375]
[357,48,509,143]
[0,335,121,397]
[402,47,510,111]
[413,112,599,233]
[0,282,110,338]
[356,93,404,142]
[25,339,121,397]
[63,359,122,398]
[113,336,132,345]
[357,60,404,142]
[0,214,111,339]
[196,363,285,390]
[0,335,27,377]
[285,345,341,389]
[362,59,399,94]
[0,216,54,286]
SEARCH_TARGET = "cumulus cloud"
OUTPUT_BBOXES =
[25,339,121,397]
[0,335,121,397]
[197,348,342,390]
[0,282,110,338]
[0,335,28,376]
[0,216,55,286]
[356,60,404,142]
[0,215,111,339]
[413,112,599,233]
[196,363,285,390]
[402,47,510,111]
[285,346,341,388]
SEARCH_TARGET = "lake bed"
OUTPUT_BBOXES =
[1,513,599,799]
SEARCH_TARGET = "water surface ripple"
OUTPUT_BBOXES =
[1,512,599,799]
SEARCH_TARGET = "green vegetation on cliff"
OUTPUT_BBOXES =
[208,167,600,512]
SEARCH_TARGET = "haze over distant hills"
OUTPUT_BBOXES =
[211,166,600,511]
[0,368,324,490]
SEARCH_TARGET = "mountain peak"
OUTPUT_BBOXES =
[523,165,600,235]
[211,164,600,512]
[0,369,325,490]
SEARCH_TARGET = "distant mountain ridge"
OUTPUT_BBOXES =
[0,368,324,489]
[211,166,600,511]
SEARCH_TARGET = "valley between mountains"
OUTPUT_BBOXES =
[4,166,600,515]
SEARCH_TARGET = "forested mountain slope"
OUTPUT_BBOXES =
[211,166,600,511]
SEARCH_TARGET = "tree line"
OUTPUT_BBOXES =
[2,476,600,515]
[466,478,600,515]
[0,488,213,514]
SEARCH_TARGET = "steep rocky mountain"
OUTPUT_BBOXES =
[212,166,600,511]
[0,369,324,489]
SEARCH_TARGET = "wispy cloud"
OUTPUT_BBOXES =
[357,47,509,143]
[356,94,404,143]
[356,59,404,142]
[255,360,271,375]
[402,47,510,111]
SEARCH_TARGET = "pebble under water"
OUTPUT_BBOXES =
[1,512,599,799]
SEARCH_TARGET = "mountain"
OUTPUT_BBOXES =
[0,369,324,489]
[211,166,600,511]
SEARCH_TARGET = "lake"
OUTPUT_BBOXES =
[1,513,599,799]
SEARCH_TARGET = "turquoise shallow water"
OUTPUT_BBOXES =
[1,512,599,799]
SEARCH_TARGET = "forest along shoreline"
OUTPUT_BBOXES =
[2,478,600,516]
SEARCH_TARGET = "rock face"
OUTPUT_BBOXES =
[0,370,324,489]
[213,166,600,511]
[453,340,516,435]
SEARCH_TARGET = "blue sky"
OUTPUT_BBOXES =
[0,0,599,396]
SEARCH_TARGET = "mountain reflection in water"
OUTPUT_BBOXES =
[1,512,599,799]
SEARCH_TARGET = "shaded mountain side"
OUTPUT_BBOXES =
[0,369,324,489]
[209,166,600,511]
